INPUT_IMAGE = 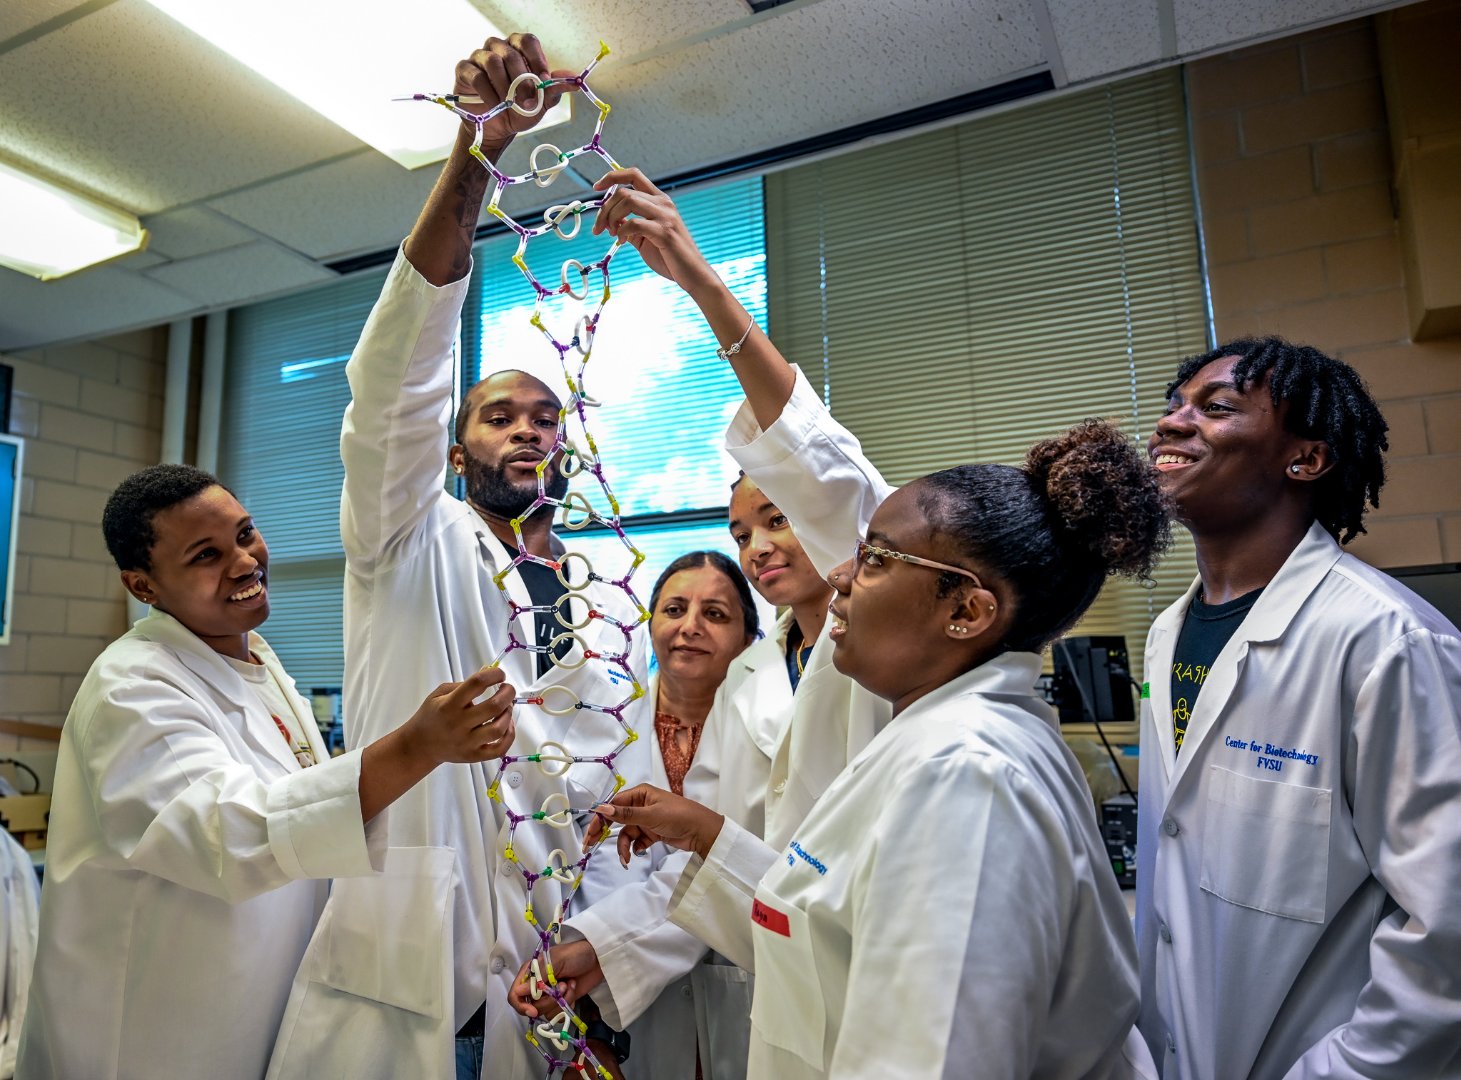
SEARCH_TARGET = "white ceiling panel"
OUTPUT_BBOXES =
[0,0,92,43]
[593,0,1043,181]
[1044,0,1168,82]
[0,263,196,351]
[0,0,361,214]
[479,0,753,65]
[206,151,437,261]
[1175,0,1404,54]
[140,241,337,306]
[141,205,259,260]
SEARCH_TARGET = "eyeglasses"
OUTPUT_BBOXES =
[851,539,983,589]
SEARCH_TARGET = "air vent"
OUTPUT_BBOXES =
[747,0,797,12]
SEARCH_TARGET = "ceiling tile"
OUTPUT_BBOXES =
[141,241,336,306]
[1045,0,1167,83]
[0,0,92,44]
[142,206,258,260]
[477,0,752,64]
[585,0,1044,181]
[0,0,362,215]
[0,265,196,351]
[1175,0,1397,55]
[206,152,437,261]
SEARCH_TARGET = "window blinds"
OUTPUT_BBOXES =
[221,267,390,687]
[765,68,1207,678]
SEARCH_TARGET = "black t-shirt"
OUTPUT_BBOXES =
[498,537,571,677]
[1170,587,1264,752]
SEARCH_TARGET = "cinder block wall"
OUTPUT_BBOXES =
[1,330,166,746]
[1188,17,1461,567]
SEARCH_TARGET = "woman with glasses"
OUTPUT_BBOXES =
[576,170,1169,1077]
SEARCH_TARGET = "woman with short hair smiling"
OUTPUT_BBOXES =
[18,464,516,1080]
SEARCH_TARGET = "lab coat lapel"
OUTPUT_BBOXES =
[253,637,327,763]
[474,529,536,691]
[1168,523,1342,792]
[740,613,795,759]
[644,674,670,789]
[133,610,300,774]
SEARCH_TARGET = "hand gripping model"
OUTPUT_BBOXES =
[409,44,644,1078]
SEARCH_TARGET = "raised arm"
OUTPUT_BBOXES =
[594,169,892,575]
[340,35,572,565]
[593,167,793,430]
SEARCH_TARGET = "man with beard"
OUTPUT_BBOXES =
[267,33,649,1080]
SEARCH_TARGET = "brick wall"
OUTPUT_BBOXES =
[1,330,166,746]
[1188,17,1461,567]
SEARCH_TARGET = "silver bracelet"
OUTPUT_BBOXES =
[715,316,755,362]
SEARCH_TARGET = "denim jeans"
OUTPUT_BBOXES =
[455,1034,485,1080]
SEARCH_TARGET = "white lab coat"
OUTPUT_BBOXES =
[567,367,892,1078]
[0,829,39,1078]
[1135,523,1461,1079]
[267,248,651,1080]
[671,654,1148,1079]
[569,620,796,1080]
[16,610,383,1080]
[723,367,894,850]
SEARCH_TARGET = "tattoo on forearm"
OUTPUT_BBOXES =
[454,169,487,231]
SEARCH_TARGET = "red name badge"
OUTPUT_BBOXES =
[751,898,791,937]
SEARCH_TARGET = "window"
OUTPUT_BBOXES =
[222,267,389,687]
[461,174,773,627]
[765,68,1207,679]
[222,175,771,686]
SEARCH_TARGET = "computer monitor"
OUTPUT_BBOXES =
[1384,563,1461,629]
[1052,635,1134,726]
[0,434,22,646]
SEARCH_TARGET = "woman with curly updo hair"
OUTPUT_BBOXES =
[568,169,1171,1078]
[591,427,1169,1079]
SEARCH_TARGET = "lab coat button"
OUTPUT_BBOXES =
[773,780,786,795]
[507,771,524,789]
[490,956,505,974]
[680,985,693,999]
[1161,816,1180,836]
[1158,922,1172,943]
[499,861,514,877]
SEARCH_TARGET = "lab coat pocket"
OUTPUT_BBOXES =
[1199,765,1331,922]
[318,845,457,1018]
[748,889,826,1070]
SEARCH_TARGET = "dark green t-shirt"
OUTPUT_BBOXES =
[1170,587,1263,751]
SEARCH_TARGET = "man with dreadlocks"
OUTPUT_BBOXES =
[1136,336,1461,1078]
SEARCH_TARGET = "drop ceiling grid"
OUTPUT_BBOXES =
[593,0,1044,182]
[0,0,361,214]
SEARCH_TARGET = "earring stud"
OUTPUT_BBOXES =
[1290,465,1301,474]
[948,624,968,634]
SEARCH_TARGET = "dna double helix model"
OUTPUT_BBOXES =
[412,43,644,1077]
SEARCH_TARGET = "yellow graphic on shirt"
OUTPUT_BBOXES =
[1171,660,1211,751]
[1173,697,1191,749]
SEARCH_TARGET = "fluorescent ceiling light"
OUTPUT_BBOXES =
[0,161,149,281]
[140,0,570,170]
